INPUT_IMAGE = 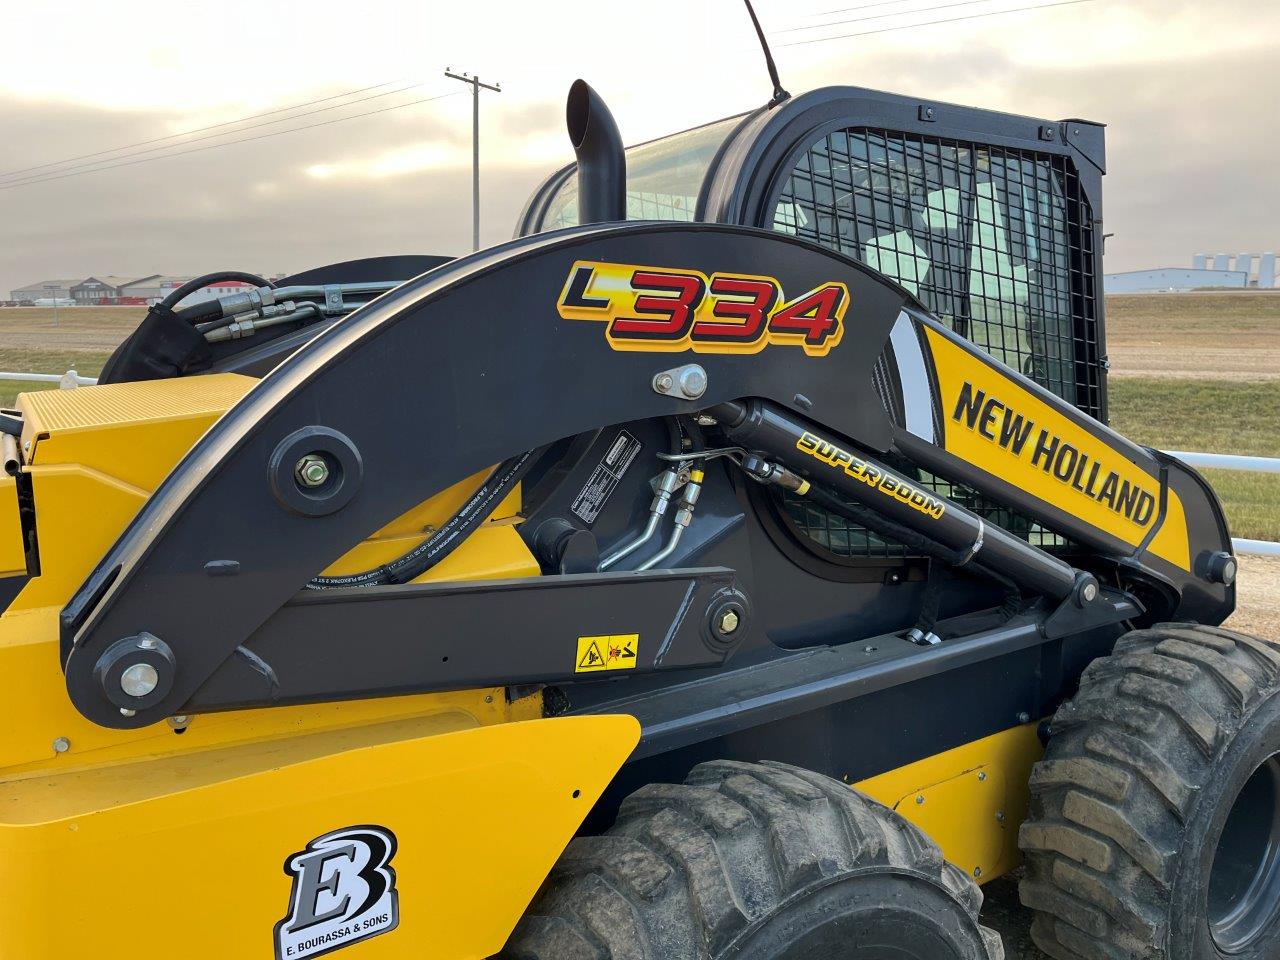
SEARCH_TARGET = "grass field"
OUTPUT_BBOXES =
[0,307,140,407]
[1108,377,1280,541]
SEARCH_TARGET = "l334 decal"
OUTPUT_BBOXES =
[558,260,848,356]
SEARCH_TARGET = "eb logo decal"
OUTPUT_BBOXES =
[275,825,399,960]
[559,261,848,356]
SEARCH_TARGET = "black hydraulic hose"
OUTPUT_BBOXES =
[99,271,275,384]
[307,446,548,590]
[162,271,272,312]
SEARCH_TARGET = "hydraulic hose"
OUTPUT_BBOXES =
[99,271,276,384]
[164,271,273,320]
[307,447,547,589]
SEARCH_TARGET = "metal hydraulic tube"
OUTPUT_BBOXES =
[599,467,682,570]
[710,400,1082,602]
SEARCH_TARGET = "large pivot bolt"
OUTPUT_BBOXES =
[1206,551,1238,586]
[269,426,363,517]
[705,590,751,653]
[1072,572,1102,608]
[93,632,177,717]
[294,453,330,488]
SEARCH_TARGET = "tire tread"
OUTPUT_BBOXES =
[1020,622,1280,959]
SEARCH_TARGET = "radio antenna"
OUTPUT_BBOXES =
[742,0,790,106]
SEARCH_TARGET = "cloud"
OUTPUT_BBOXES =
[1,0,1277,297]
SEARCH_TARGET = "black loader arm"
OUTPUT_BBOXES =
[59,222,1231,729]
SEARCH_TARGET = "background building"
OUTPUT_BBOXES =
[1104,268,1249,293]
[70,275,159,305]
[155,277,255,306]
[119,276,193,304]
[1192,252,1276,288]
[7,278,79,303]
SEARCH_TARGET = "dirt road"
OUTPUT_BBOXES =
[1106,291,1280,381]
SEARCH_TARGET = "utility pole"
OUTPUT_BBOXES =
[444,68,501,252]
[44,283,60,326]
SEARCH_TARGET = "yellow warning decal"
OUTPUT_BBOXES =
[576,634,640,673]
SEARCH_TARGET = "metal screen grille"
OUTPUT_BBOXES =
[772,127,1099,559]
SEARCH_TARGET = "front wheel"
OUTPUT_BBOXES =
[1021,623,1280,959]
[503,759,1003,960]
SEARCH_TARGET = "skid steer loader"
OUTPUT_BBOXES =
[2,67,1277,960]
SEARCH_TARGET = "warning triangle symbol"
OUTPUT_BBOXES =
[578,640,605,670]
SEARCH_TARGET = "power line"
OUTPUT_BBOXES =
[0,80,406,181]
[819,0,914,12]
[781,0,1013,32]
[0,82,427,185]
[0,91,463,191]
[800,1,919,23]
[781,0,1098,45]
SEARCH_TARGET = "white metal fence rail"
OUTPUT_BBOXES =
[0,370,97,386]
[1164,452,1280,556]
[1,370,1276,554]
[1167,451,1280,476]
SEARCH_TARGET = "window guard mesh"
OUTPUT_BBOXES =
[771,127,1099,559]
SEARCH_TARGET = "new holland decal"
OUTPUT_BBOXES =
[558,260,848,356]
[950,381,1156,526]
[920,325,1191,570]
[275,825,399,960]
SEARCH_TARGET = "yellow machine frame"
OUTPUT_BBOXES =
[0,377,1041,959]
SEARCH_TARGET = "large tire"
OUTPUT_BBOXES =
[504,759,1003,960]
[1021,623,1280,959]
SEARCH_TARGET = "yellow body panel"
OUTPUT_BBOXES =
[857,722,1044,884]
[2,377,541,773]
[0,714,640,960]
[0,377,1052,958]
[925,327,1191,570]
[0,475,24,577]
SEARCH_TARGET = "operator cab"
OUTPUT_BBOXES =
[519,85,1107,569]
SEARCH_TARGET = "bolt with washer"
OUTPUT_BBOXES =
[52,737,71,754]
[295,454,330,488]
[653,373,674,393]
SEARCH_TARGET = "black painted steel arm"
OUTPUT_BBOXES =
[61,223,908,727]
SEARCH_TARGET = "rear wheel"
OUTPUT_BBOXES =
[503,759,1003,960]
[1021,623,1280,959]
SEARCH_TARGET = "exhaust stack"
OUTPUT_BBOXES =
[567,80,626,224]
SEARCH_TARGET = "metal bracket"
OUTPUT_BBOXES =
[183,567,747,714]
[652,364,707,400]
[323,284,344,315]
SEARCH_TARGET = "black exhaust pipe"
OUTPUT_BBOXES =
[567,79,626,224]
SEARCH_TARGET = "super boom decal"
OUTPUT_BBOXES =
[558,260,848,356]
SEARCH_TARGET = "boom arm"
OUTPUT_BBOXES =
[59,223,1231,728]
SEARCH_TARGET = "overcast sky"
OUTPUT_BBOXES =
[1,0,1275,295]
